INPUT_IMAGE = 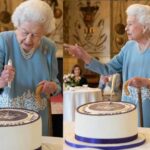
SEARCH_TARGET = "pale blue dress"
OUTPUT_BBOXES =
[0,31,61,135]
[86,40,150,127]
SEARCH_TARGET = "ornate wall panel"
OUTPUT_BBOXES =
[64,0,111,63]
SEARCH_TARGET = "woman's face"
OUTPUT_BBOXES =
[16,21,45,52]
[125,15,144,41]
[74,67,81,76]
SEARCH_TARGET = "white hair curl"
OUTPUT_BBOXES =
[126,4,150,31]
[11,0,55,34]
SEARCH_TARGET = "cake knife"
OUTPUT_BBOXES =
[8,59,12,88]
[109,74,117,104]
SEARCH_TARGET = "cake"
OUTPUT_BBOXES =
[65,101,146,149]
[0,108,42,150]
[76,101,137,141]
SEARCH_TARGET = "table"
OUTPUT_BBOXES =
[63,122,150,150]
[42,136,63,150]
[63,87,102,121]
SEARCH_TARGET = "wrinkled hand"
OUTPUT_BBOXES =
[0,65,15,88]
[127,77,149,88]
[101,76,109,83]
[38,80,58,96]
[123,77,150,96]
[63,43,92,64]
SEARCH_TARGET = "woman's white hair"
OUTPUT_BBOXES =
[126,4,150,31]
[11,0,55,34]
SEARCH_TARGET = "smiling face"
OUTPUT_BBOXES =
[125,15,144,42]
[74,67,81,77]
[16,21,45,52]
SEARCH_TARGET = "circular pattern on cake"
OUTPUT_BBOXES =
[78,101,136,115]
[0,108,40,127]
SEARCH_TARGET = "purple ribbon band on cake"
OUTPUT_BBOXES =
[65,139,145,149]
[75,134,138,144]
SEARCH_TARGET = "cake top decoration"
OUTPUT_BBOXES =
[77,101,136,115]
[0,108,40,127]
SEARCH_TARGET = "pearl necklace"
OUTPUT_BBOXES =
[139,40,150,52]
[20,47,35,59]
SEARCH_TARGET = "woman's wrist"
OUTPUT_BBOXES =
[146,79,150,89]
[83,53,92,64]
[0,77,6,88]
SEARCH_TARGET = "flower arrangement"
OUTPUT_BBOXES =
[63,73,80,87]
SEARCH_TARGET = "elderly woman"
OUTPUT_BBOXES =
[64,4,150,127]
[0,0,61,136]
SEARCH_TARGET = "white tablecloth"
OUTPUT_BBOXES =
[42,136,63,150]
[63,87,102,121]
[63,122,150,150]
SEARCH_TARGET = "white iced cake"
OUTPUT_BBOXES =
[75,101,138,143]
[0,108,42,150]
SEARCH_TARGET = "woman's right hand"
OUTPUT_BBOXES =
[0,65,15,88]
[64,43,92,64]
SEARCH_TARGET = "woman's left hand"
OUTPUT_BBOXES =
[38,80,57,96]
[100,76,109,84]
[127,77,150,88]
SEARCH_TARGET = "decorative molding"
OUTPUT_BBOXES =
[64,0,111,60]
